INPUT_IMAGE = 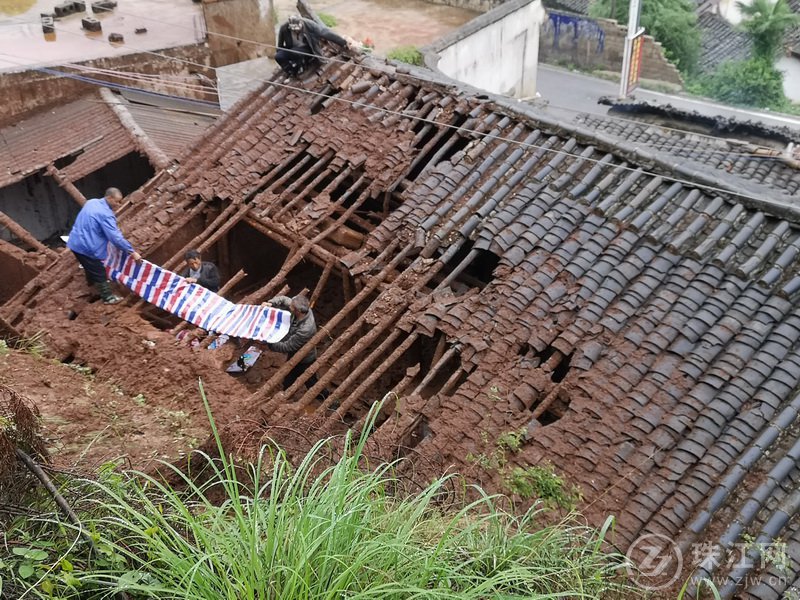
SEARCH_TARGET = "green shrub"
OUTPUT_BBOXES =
[504,463,583,510]
[697,58,786,109]
[387,45,424,66]
[318,12,337,28]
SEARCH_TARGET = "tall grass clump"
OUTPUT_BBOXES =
[3,384,636,599]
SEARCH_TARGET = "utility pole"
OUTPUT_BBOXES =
[619,0,645,97]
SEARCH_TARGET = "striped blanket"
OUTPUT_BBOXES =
[104,247,291,343]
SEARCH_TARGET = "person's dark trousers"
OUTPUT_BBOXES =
[72,251,107,285]
[275,46,316,76]
[283,359,330,401]
[72,251,120,303]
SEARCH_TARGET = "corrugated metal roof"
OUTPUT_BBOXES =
[124,101,217,161]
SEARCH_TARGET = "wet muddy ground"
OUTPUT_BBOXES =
[0,348,207,470]
[275,0,478,53]
[0,0,202,71]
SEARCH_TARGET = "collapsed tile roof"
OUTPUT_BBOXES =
[0,94,138,190]
[5,52,800,598]
[110,90,219,162]
[0,89,217,192]
[0,88,217,299]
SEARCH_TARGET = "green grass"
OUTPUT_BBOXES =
[387,45,424,66]
[503,464,583,510]
[12,331,46,357]
[1,385,636,599]
[318,12,337,27]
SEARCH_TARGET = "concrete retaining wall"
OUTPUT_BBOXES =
[539,10,683,86]
[425,0,547,98]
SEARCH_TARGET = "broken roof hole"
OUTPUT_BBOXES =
[538,344,558,364]
[463,248,500,288]
[538,409,560,426]
[309,85,337,115]
[224,221,290,299]
[551,351,573,383]
[406,117,470,183]
[333,171,368,206]
[436,245,500,292]
[400,416,431,453]
[419,345,461,400]
[53,151,82,170]
[71,151,155,201]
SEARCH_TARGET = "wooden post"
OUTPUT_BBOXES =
[45,164,86,206]
[310,258,335,309]
[0,211,56,258]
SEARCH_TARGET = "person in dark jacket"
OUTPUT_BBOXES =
[263,294,329,400]
[181,249,221,293]
[67,187,141,304]
[275,14,359,77]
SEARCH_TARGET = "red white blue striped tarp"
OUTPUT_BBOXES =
[104,247,291,343]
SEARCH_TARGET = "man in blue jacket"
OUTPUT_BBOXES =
[67,187,141,304]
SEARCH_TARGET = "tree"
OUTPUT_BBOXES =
[589,0,701,74]
[736,0,800,61]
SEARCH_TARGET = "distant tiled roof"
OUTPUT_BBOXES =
[575,112,800,197]
[698,12,752,72]
[543,0,591,15]
[788,0,800,46]
[697,1,800,72]
[0,94,136,189]
[8,56,800,598]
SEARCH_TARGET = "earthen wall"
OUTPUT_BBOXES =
[0,44,216,125]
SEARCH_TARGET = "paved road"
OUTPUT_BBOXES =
[537,64,800,133]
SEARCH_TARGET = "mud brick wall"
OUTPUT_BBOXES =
[539,10,683,86]
[202,0,276,67]
[0,44,216,126]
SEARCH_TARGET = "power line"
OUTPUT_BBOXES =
[102,5,800,158]
[24,52,795,163]
[0,52,219,108]
[5,7,794,161]
[2,30,794,207]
